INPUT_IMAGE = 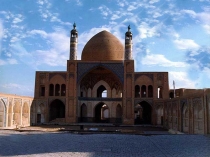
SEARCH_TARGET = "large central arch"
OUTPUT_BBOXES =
[49,99,65,121]
[95,102,109,123]
[135,101,152,124]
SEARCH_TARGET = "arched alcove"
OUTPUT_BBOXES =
[97,85,107,98]
[13,101,21,125]
[49,99,65,121]
[93,80,111,98]
[61,84,66,96]
[80,103,87,122]
[55,84,60,96]
[135,85,140,98]
[156,106,163,125]
[135,101,152,124]
[94,102,109,123]
[49,84,54,96]
[0,100,6,127]
[116,104,122,123]
[22,102,29,126]
[148,85,153,97]
[141,85,147,98]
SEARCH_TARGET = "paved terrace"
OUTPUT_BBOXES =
[0,129,209,157]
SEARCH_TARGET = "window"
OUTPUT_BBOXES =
[148,85,153,97]
[135,85,140,98]
[49,84,54,96]
[40,86,45,96]
[55,84,60,96]
[97,85,107,98]
[61,84,66,96]
[141,85,146,97]
[158,87,163,98]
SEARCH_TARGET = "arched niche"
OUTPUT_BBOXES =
[156,105,163,125]
[22,102,29,126]
[135,85,140,98]
[49,99,65,121]
[116,104,122,123]
[135,75,153,87]
[0,100,6,127]
[94,102,109,123]
[80,103,87,122]
[92,80,111,98]
[49,74,66,84]
[134,101,152,124]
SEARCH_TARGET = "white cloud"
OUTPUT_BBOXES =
[142,54,187,67]
[0,58,18,65]
[98,5,112,18]
[0,83,33,96]
[29,29,48,37]
[111,14,121,20]
[127,4,139,11]
[174,38,200,50]
[37,0,70,26]
[182,9,210,34]
[76,0,82,6]
[137,22,161,39]
[0,20,3,56]
[203,24,210,34]
[117,0,128,7]
[169,72,196,89]
[7,58,18,64]
[149,0,160,4]
[13,17,23,23]
[27,29,69,66]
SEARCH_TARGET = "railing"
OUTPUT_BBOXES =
[78,97,122,101]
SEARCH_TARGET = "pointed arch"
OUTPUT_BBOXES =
[61,84,66,96]
[49,99,65,121]
[135,101,152,124]
[94,102,109,123]
[13,100,21,126]
[49,84,54,96]
[97,85,107,98]
[22,102,29,126]
[80,103,87,122]
[116,104,122,123]
[148,85,153,97]
[135,85,140,98]
[55,84,60,96]
[141,85,146,97]
[0,99,6,127]
[92,80,111,98]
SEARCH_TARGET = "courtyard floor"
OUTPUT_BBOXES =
[0,130,209,157]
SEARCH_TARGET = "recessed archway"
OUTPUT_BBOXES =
[135,101,152,124]
[94,102,109,123]
[116,104,122,123]
[0,100,6,127]
[49,99,65,121]
[97,85,107,98]
[80,103,87,122]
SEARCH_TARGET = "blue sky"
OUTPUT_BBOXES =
[0,0,210,97]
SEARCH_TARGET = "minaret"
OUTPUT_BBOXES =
[124,25,132,60]
[70,22,78,60]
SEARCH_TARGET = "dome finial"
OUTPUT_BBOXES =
[73,22,76,29]
[128,25,131,31]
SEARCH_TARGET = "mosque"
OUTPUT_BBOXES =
[1,24,210,134]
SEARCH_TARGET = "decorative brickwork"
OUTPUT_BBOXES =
[135,74,153,81]
[77,63,124,83]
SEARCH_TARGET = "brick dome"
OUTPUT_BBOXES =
[81,30,124,61]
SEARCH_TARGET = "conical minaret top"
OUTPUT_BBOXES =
[124,25,133,60]
[70,22,78,60]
